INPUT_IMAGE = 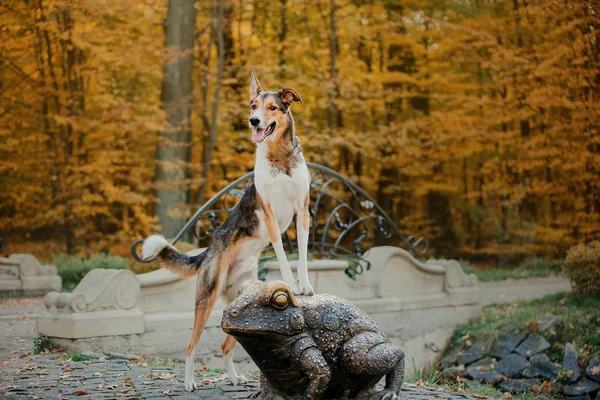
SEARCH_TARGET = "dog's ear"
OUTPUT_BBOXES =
[278,88,303,108]
[250,69,263,100]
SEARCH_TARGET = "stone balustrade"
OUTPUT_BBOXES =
[37,246,481,369]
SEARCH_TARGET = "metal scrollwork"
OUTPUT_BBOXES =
[131,163,429,278]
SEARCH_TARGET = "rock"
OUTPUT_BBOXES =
[521,353,559,380]
[458,340,489,366]
[494,353,530,378]
[550,381,563,394]
[564,343,582,384]
[104,351,139,360]
[565,395,592,400]
[442,343,463,368]
[497,378,542,393]
[585,356,600,383]
[481,370,505,385]
[515,333,551,357]
[81,351,103,359]
[536,312,565,336]
[490,331,527,359]
[563,379,600,396]
[463,356,505,385]
[466,358,495,381]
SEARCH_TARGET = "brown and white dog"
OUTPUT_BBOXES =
[141,70,313,391]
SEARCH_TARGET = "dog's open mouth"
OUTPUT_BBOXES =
[252,122,276,143]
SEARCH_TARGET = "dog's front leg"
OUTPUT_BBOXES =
[295,195,314,295]
[264,202,299,294]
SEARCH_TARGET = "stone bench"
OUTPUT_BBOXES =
[0,254,61,298]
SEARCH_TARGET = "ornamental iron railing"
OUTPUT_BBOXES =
[131,163,428,278]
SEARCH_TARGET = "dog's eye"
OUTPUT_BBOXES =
[269,106,277,111]
[271,291,290,310]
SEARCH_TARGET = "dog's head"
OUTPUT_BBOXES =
[248,70,303,144]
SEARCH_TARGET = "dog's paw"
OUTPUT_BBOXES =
[229,374,249,385]
[184,379,198,392]
[287,281,300,295]
[297,281,314,296]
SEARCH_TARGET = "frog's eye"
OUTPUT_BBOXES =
[271,291,290,310]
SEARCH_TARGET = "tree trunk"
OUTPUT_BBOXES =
[155,0,196,238]
[327,0,339,137]
[279,0,287,71]
[197,0,224,206]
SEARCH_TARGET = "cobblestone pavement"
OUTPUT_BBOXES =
[0,297,497,400]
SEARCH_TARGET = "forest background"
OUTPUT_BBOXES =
[1,0,598,268]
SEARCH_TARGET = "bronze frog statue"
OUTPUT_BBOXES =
[221,280,404,400]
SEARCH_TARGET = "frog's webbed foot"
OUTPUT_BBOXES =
[369,389,399,400]
[249,374,276,400]
[249,389,275,400]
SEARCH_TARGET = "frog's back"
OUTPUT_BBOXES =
[296,294,384,347]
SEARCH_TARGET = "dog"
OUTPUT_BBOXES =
[141,70,313,392]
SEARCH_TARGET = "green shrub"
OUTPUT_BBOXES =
[563,241,600,298]
[53,253,129,292]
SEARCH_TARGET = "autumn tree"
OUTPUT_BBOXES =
[154,0,196,238]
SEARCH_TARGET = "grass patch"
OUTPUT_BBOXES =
[54,253,129,291]
[64,351,97,362]
[451,292,600,364]
[437,382,562,399]
[406,358,446,386]
[33,335,53,354]
[460,257,564,282]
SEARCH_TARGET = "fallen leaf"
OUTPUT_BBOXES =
[528,321,538,331]
[72,390,88,395]
[157,373,175,380]
[123,377,131,382]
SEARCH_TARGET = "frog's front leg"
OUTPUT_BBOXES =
[293,337,331,400]
[342,331,405,400]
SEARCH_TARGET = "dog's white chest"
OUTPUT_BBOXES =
[255,157,309,232]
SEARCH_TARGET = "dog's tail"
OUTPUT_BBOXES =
[141,235,207,277]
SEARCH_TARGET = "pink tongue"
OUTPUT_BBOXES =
[252,128,264,143]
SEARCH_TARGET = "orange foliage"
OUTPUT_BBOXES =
[1,0,598,262]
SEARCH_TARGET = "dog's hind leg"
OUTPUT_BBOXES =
[184,264,223,392]
[221,335,248,385]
